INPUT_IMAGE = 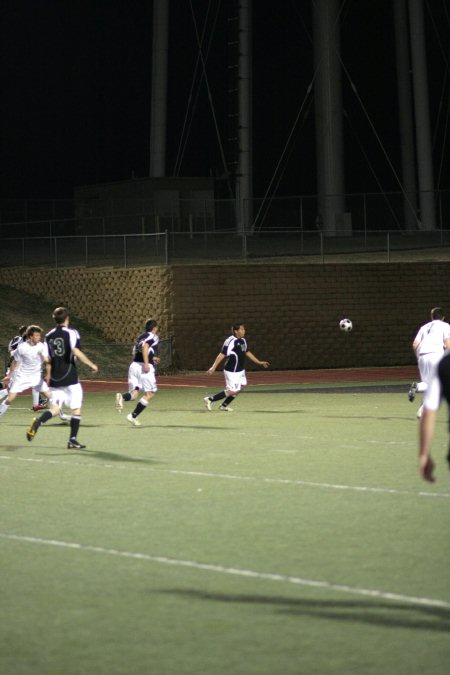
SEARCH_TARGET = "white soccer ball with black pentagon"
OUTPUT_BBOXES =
[339,318,353,332]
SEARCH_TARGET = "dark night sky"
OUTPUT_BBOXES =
[0,0,449,200]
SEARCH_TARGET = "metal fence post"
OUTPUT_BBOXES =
[387,232,390,262]
[242,233,247,259]
[124,235,127,269]
[165,229,169,265]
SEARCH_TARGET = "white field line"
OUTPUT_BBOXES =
[0,454,448,499]
[1,532,449,610]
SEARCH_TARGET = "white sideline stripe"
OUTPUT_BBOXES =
[0,455,449,499]
[1,532,449,610]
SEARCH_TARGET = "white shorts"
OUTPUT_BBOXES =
[50,383,83,411]
[128,362,157,394]
[418,353,443,386]
[224,370,247,393]
[9,372,49,396]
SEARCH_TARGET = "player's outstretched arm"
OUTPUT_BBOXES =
[73,347,98,373]
[246,351,269,368]
[207,352,225,374]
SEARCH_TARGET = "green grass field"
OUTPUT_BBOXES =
[1,383,449,675]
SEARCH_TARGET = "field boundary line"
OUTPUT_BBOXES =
[1,455,448,499]
[1,532,449,610]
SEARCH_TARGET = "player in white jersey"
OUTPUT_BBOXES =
[408,307,450,418]
[0,325,50,417]
[2,324,47,410]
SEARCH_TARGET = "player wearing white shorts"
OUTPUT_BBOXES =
[26,307,98,449]
[408,307,450,418]
[0,325,45,409]
[418,349,450,482]
[115,319,160,427]
[0,325,50,417]
[204,323,269,412]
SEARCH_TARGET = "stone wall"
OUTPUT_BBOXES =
[0,266,174,343]
[1,261,449,370]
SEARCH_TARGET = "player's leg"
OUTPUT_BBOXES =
[116,364,140,412]
[0,390,18,416]
[127,370,156,426]
[219,371,246,411]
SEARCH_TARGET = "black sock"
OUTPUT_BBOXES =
[38,410,53,425]
[132,402,146,418]
[211,391,226,402]
[222,395,236,407]
[123,392,133,401]
[70,415,81,439]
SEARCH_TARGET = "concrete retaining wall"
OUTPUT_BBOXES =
[1,261,448,370]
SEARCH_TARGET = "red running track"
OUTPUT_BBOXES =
[82,366,418,393]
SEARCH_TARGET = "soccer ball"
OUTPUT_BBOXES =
[339,318,353,332]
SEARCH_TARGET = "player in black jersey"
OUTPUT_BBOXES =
[115,319,160,426]
[26,307,98,448]
[204,323,269,412]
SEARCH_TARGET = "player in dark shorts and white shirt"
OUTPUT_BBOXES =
[115,319,160,426]
[204,323,269,411]
[26,307,98,449]
[419,349,450,482]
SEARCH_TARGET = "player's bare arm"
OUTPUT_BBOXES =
[72,347,98,373]
[142,342,150,372]
[207,352,225,374]
[246,351,270,368]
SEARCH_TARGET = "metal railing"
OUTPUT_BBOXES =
[1,229,450,268]
[1,189,449,239]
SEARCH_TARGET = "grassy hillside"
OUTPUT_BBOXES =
[0,284,173,378]
[0,284,127,378]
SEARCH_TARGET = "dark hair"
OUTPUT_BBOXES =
[52,307,69,324]
[26,325,43,338]
[232,323,245,334]
[431,307,444,320]
[19,325,27,335]
[145,319,158,332]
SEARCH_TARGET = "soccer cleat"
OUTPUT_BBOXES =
[115,393,123,413]
[127,413,141,427]
[32,404,47,411]
[408,382,417,402]
[67,439,86,449]
[219,405,233,412]
[26,418,39,442]
[204,396,212,411]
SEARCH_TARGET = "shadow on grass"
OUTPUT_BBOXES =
[243,410,305,414]
[159,588,450,633]
[40,449,159,464]
[322,414,415,421]
[149,424,234,430]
